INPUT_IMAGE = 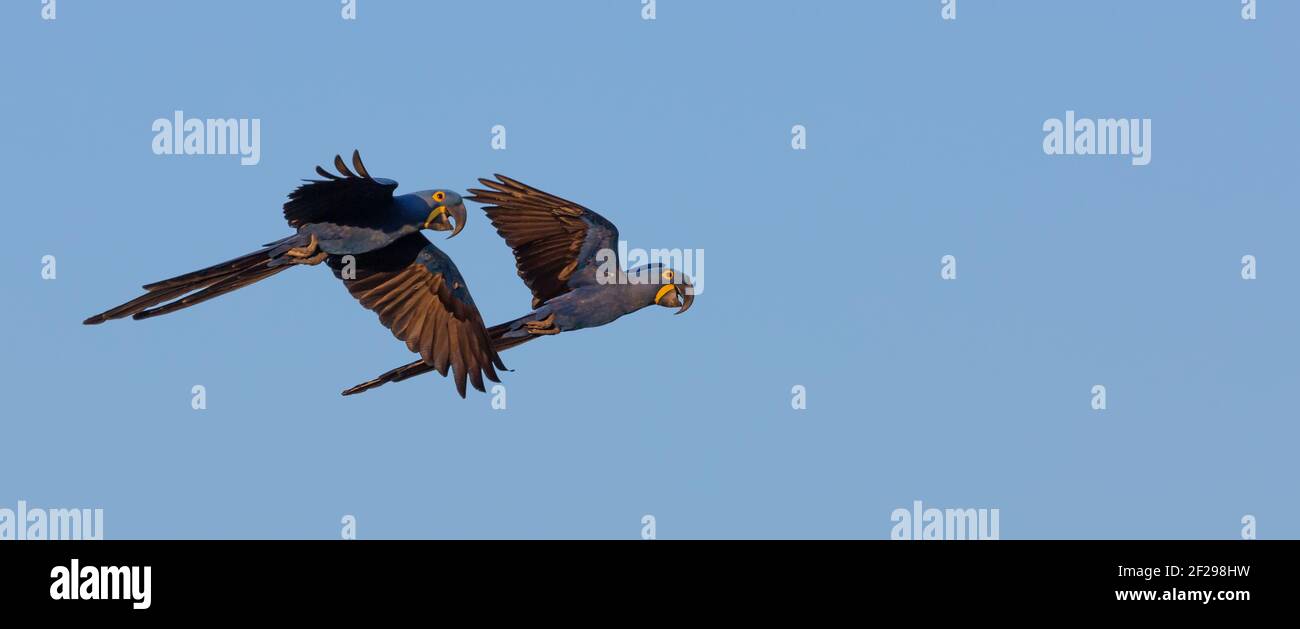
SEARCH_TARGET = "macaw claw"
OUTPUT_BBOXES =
[524,313,559,335]
[286,233,319,259]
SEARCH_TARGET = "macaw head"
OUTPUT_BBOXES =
[630,264,694,315]
[416,189,467,238]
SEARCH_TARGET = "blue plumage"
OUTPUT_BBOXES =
[343,176,694,395]
[85,156,694,398]
[85,152,502,398]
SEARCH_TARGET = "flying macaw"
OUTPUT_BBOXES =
[341,174,695,395]
[83,151,506,397]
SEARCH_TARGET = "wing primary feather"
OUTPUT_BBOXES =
[351,150,371,179]
[330,233,505,396]
[448,330,468,397]
[333,154,355,178]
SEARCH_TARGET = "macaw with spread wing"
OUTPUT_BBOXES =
[84,151,505,397]
[341,175,694,396]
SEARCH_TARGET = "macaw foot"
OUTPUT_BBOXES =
[296,250,328,265]
[284,234,326,265]
[285,234,319,259]
[524,313,559,335]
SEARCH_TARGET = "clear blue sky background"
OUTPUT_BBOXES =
[1,1,1296,539]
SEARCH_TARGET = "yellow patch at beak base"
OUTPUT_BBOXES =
[423,206,446,229]
[654,284,676,305]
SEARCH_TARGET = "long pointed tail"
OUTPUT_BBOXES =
[341,360,440,396]
[341,313,545,396]
[485,315,547,352]
[83,234,311,325]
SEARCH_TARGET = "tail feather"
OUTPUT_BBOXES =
[139,235,299,292]
[342,313,541,396]
[486,320,541,352]
[83,234,306,325]
[131,264,290,321]
[341,360,433,396]
[82,282,202,324]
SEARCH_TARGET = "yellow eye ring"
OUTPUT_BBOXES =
[432,191,446,203]
[661,270,674,281]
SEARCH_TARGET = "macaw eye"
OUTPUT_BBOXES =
[661,270,674,281]
[432,191,446,203]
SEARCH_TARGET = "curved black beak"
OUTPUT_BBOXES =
[674,281,695,315]
[447,202,467,238]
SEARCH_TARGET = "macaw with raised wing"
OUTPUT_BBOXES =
[341,174,694,395]
[83,151,505,397]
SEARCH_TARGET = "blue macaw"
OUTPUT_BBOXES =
[342,175,695,395]
[84,151,506,397]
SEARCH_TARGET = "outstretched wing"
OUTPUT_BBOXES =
[468,175,620,309]
[326,233,505,397]
[283,150,399,229]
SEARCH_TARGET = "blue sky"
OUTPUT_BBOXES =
[1,0,1296,538]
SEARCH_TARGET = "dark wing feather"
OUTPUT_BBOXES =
[326,233,505,397]
[467,175,619,308]
[283,150,398,229]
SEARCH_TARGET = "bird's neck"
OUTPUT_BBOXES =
[609,281,658,315]
[393,194,431,227]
